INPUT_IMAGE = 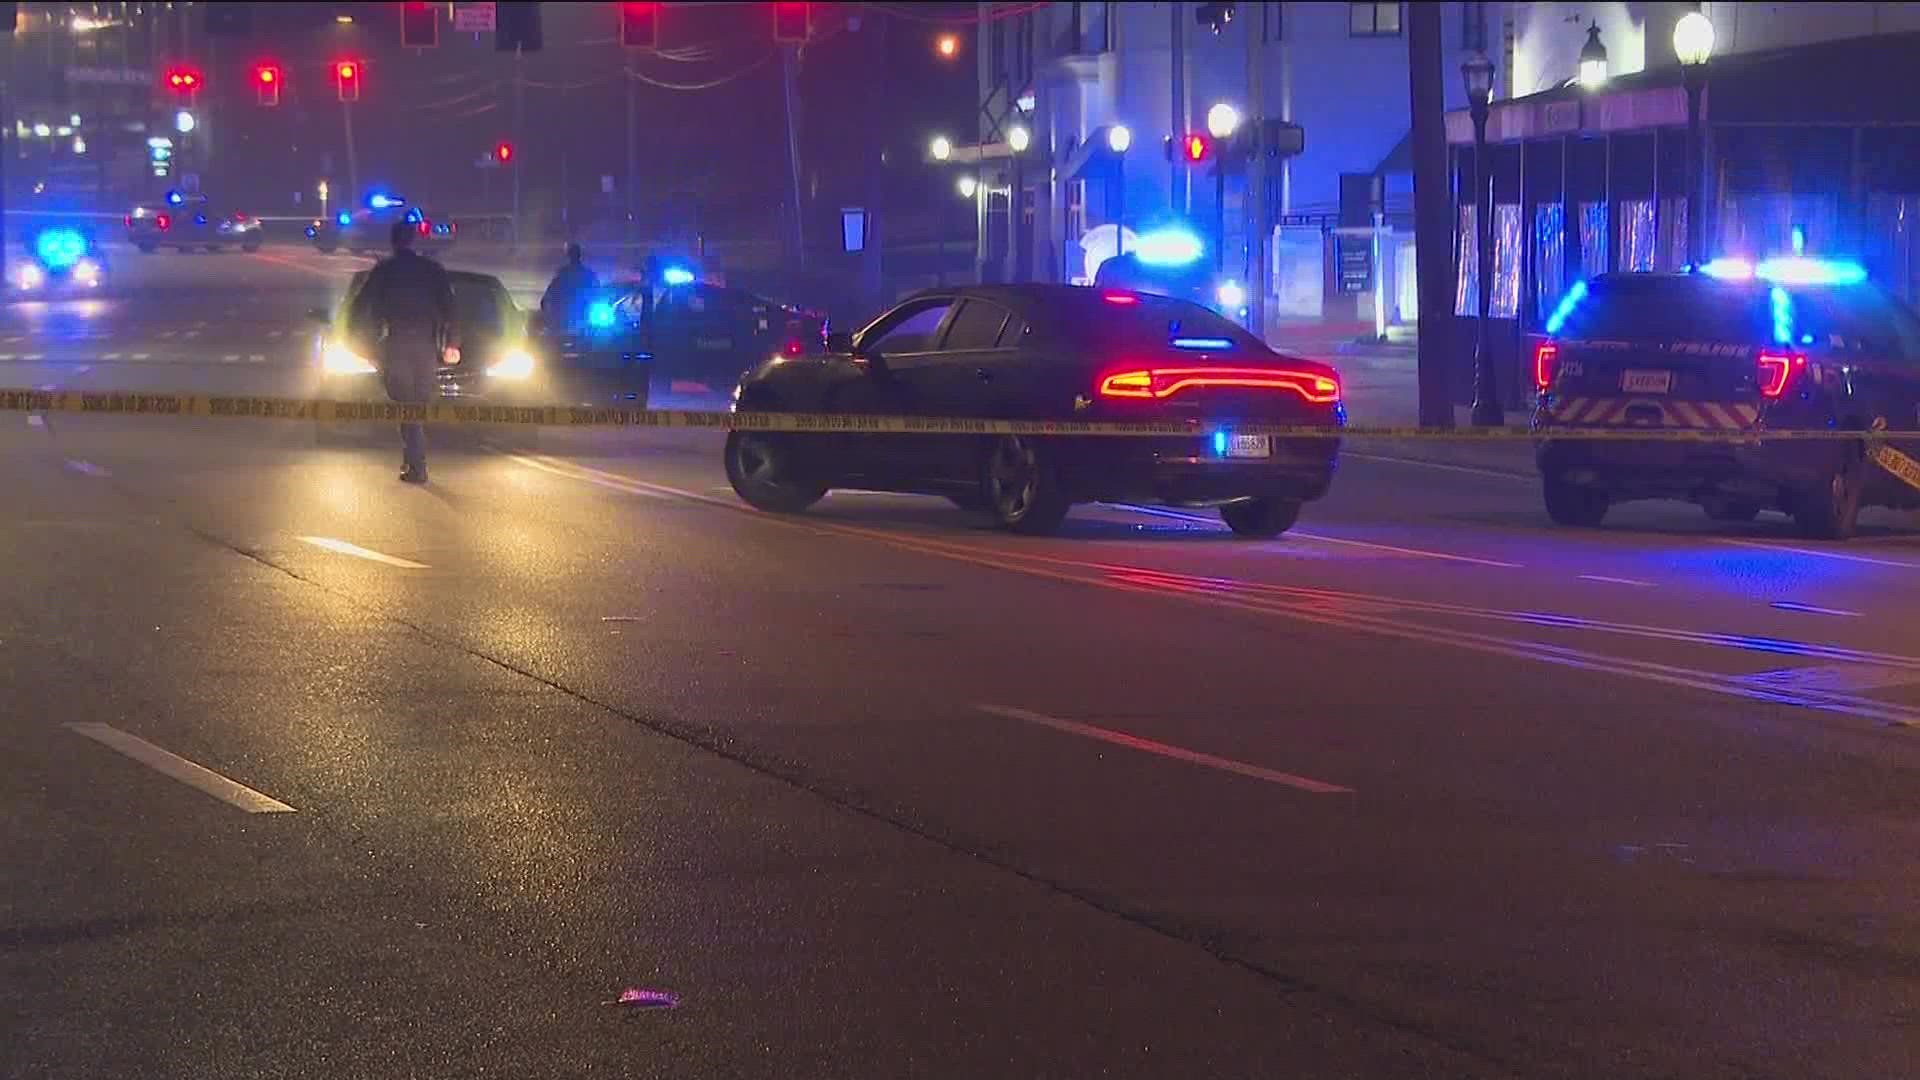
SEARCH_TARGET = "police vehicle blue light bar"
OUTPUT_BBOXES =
[34,228,87,270]
[1543,279,1588,335]
[661,266,695,286]
[587,301,616,329]
[336,211,352,226]
[1133,228,1204,267]
[366,192,405,209]
[164,190,184,206]
[1696,256,1867,287]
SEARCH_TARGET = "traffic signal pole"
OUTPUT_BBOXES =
[625,56,637,249]
[342,102,359,205]
[512,47,524,249]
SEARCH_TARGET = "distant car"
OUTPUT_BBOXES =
[126,194,261,253]
[1094,242,1249,319]
[565,277,824,397]
[725,284,1344,537]
[314,267,646,408]
[1533,258,1920,538]
[11,225,106,294]
[308,196,455,255]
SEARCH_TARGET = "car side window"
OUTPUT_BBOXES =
[996,316,1028,348]
[864,300,954,354]
[941,300,1011,351]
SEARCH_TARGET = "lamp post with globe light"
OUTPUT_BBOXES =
[1206,104,1240,272]
[1578,24,1610,90]
[1674,12,1715,265]
[1107,124,1131,262]
[1461,50,1501,426]
[1007,125,1031,280]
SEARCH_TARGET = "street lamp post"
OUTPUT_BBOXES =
[1674,12,1715,266]
[1207,103,1240,274]
[1008,124,1031,282]
[1108,124,1131,262]
[1462,50,1500,427]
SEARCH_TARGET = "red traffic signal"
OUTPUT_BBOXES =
[335,60,362,102]
[165,67,203,95]
[494,141,514,164]
[401,2,439,48]
[772,1,809,43]
[1182,133,1213,163]
[620,2,659,48]
[254,64,281,106]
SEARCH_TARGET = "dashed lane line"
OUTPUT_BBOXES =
[65,723,297,814]
[296,535,429,568]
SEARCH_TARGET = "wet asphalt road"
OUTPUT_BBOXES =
[2,249,1918,1079]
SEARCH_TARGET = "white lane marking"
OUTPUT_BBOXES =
[38,383,55,390]
[183,330,202,339]
[1769,601,1863,618]
[0,354,13,361]
[65,723,297,814]
[158,329,177,339]
[26,415,44,427]
[100,352,121,361]
[267,330,285,339]
[296,535,429,568]
[130,353,150,361]
[1343,452,1534,481]
[1292,530,1522,568]
[220,354,240,363]
[1724,538,1920,569]
[247,354,266,363]
[978,705,1353,794]
[1579,574,1654,587]
[21,354,43,361]
[63,459,110,478]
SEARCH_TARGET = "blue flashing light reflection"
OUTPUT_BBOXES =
[587,301,616,329]
[34,228,87,270]
[164,190,184,206]
[1769,286,1794,346]
[1544,279,1588,335]
[1133,229,1204,267]
[1697,257,1754,281]
[1171,336,1234,351]
[661,266,695,286]
[1212,431,1228,456]
[367,192,405,210]
[336,211,352,226]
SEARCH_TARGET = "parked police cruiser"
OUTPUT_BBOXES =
[1532,257,1920,539]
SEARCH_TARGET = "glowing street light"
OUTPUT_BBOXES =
[1206,103,1240,140]
[1007,125,1030,153]
[1675,12,1716,264]
[929,135,953,161]
[935,33,960,59]
[1106,124,1132,154]
[957,174,978,198]
[1578,25,1610,90]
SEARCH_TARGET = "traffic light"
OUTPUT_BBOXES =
[334,60,361,102]
[1166,132,1213,164]
[164,67,203,97]
[254,64,281,106]
[772,1,809,43]
[620,2,658,49]
[401,2,438,48]
[494,141,514,165]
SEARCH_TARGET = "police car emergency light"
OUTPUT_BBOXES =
[366,192,405,210]
[1694,255,1868,287]
[661,265,696,286]
[1133,228,1204,267]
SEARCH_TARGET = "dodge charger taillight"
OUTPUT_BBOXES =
[1534,342,1558,391]
[1098,366,1340,404]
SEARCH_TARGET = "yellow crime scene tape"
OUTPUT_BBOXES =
[0,386,1909,442]
[13,386,1920,491]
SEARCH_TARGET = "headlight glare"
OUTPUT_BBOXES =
[321,340,377,375]
[487,347,536,379]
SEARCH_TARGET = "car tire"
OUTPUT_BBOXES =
[1704,498,1762,523]
[724,431,826,514]
[981,435,1071,536]
[1543,472,1609,527]
[1219,497,1302,538]
[1791,445,1865,540]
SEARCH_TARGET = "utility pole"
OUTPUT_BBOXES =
[625,56,638,250]
[781,44,806,268]
[512,46,524,249]
[1407,1,1455,428]
[1169,3,1187,216]
[1246,8,1268,340]
[342,103,359,205]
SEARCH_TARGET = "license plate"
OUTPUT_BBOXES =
[1223,434,1272,459]
[1622,369,1672,394]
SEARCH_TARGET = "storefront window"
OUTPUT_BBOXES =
[1579,201,1609,279]
[1534,203,1565,324]
[1493,203,1521,319]
[1454,203,1476,316]
[1618,200,1656,272]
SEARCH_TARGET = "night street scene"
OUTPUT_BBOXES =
[7,2,1920,1077]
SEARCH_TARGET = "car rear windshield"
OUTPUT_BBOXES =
[1555,278,1771,344]
[1050,294,1263,352]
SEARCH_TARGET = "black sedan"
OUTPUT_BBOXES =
[724,285,1344,537]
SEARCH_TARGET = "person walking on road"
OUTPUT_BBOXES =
[540,242,599,330]
[351,221,458,484]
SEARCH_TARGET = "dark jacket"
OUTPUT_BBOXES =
[352,249,457,368]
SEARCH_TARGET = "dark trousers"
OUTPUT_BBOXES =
[381,362,434,475]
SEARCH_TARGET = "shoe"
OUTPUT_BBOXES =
[399,469,428,484]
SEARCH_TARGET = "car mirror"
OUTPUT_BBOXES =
[825,331,854,354]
